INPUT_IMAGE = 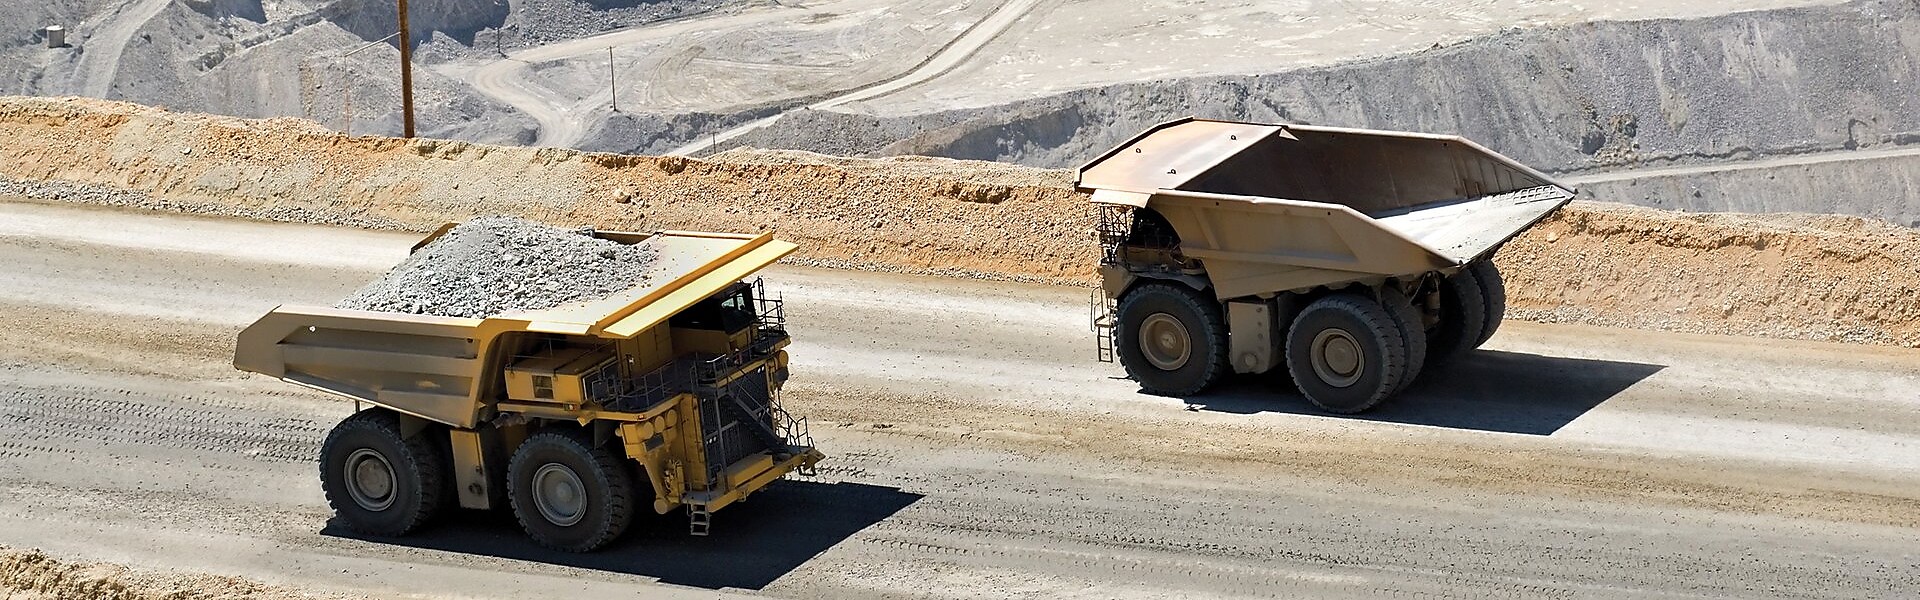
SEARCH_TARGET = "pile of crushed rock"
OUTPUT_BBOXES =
[337,216,659,318]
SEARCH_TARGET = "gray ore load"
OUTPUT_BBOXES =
[337,216,660,318]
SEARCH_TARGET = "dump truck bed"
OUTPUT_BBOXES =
[234,230,798,428]
[1078,118,1572,298]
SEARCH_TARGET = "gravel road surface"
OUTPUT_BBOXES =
[1,197,1915,599]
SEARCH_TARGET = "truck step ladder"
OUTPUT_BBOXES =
[687,503,713,536]
[1090,289,1117,363]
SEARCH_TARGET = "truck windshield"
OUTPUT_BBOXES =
[670,285,756,332]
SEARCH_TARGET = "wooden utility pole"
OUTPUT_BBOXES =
[397,0,416,137]
[608,46,618,113]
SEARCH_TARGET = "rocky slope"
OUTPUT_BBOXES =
[727,0,1920,174]
[0,0,731,141]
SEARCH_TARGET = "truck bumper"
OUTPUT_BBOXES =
[685,446,824,513]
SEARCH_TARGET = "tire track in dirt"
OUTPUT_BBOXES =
[0,386,327,464]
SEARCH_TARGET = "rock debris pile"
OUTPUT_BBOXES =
[337,216,659,318]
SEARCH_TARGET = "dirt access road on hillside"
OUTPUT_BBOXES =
[69,0,172,98]
[666,0,1047,156]
[1,197,1917,598]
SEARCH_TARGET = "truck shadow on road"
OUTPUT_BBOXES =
[1182,350,1665,435]
[322,479,922,590]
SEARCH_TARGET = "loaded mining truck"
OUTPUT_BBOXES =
[235,229,819,551]
[1083,119,1573,413]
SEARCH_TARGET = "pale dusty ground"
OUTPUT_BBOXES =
[451,0,1850,138]
[834,0,1848,116]
[0,546,329,600]
[449,0,1002,147]
[1,199,1917,599]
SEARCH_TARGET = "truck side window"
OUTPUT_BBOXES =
[670,285,756,332]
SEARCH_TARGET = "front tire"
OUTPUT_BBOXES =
[319,409,447,537]
[507,429,636,552]
[1285,293,1410,414]
[1114,282,1229,396]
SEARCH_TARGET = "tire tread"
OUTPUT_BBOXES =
[1469,260,1506,347]
[1426,269,1487,367]
[1286,293,1409,414]
[1114,282,1229,396]
[318,409,446,537]
[1379,287,1428,394]
[507,428,635,552]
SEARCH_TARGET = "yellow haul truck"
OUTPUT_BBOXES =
[1083,119,1573,413]
[235,230,820,551]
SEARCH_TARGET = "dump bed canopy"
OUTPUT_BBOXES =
[513,231,797,338]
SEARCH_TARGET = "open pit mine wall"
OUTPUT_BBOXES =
[709,0,1920,226]
[2,96,1917,347]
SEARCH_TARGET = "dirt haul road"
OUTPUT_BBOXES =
[2,197,1918,599]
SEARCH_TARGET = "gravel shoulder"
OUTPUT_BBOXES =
[1,198,1916,599]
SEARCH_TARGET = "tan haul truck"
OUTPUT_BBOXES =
[1083,119,1573,413]
[235,230,821,551]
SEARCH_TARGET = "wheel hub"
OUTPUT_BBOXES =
[531,463,587,527]
[1138,313,1192,370]
[1310,328,1366,388]
[344,448,397,512]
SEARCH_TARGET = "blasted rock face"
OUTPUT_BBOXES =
[337,216,658,318]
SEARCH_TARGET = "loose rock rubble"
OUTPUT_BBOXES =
[1,546,323,600]
[336,216,659,318]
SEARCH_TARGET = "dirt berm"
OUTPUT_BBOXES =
[0,546,324,600]
[2,96,1916,347]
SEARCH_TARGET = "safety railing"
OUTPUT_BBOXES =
[1094,204,1136,266]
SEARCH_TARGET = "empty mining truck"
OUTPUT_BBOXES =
[235,230,819,551]
[1083,118,1573,413]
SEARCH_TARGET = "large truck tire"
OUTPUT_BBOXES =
[508,428,636,552]
[1114,281,1229,396]
[319,409,447,537]
[1468,260,1506,347]
[1285,293,1410,414]
[1426,268,1488,367]
[1378,287,1428,394]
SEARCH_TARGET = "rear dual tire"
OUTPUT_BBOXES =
[507,429,637,553]
[1469,260,1507,347]
[1286,293,1413,414]
[1428,261,1506,366]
